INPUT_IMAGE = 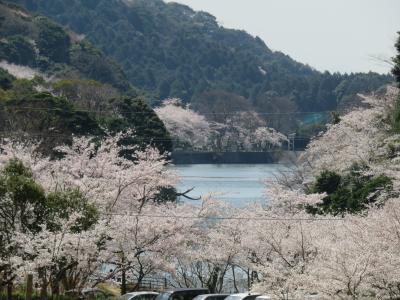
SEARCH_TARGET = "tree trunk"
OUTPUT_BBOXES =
[251,270,259,284]
[232,266,239,293]
[51,280,60,298]
[134,272,146,292]
[247,269,251,290]
[207,267,220,293]
[39,269,48,300]
[121,268,127,295]
[26,274,33,300]
[6,282,12,300]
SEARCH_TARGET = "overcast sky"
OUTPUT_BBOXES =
[166,0,400,74]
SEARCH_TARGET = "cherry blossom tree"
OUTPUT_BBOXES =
[240,185,326,299]
[156,100,287,152]
[2,87,400,300]
[244,194,400,299]
[14,214,111,298]
[106,201,207,294]
[249,87,400,299]
[209,112,288,152]
[0,133,185,295]
[0,133,178,212]
[300,86,399,177]
[0,61,40,80]
[0,158,48,296]
[252,127,288,150]
[155,98,211,150]
[169,200,248,293]
[305,199,400,299]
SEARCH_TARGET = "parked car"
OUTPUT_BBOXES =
[121,292,159,300]
[224,293,261,300]
[192,294,229,300]
[156,288,210,300]
[65,288,113,299]
[255,296,271,300]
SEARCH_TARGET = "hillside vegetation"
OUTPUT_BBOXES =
[0,1,137,92]
[0,2,172,153]
[7,0,392,117]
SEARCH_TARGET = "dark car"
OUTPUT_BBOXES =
[192,294,229,300]
[156,289,210,300]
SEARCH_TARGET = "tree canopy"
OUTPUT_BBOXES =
[0,1,134,93]
[7,0,393,135]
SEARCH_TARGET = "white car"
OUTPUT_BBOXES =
[121,291,159,300]
[224,293,261,300]
[192,294,229,300]
[255,296,271,300]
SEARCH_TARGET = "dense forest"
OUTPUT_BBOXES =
[6,0,392,116]
[0,1,172,153]
[0,0,395,143]
[0,1,136,92]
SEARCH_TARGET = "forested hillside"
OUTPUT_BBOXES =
[0,1,172,153]
[0,1,137,92]
[7,0,392,117]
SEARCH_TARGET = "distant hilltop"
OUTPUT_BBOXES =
[2,0,394,136]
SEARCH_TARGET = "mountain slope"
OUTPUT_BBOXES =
[0,2,172,153]
[0,0,134,92]
[6,0,392,115]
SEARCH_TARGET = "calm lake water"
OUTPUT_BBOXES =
[172,164,289,207]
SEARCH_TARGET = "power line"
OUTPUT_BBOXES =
[0,133,171,140]
[0,134,311,153]
[180,175,291,179]
[1,106,345,116]
[0,132,315,140]
[105,212,345,222]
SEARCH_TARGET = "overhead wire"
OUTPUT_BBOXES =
[0,132,311,138]
[0,102,318,201]
[1,106,345,116]
[0,138,360,223]
[0,132,315,141]
[104,212,345,222]
[0,105,331,142]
